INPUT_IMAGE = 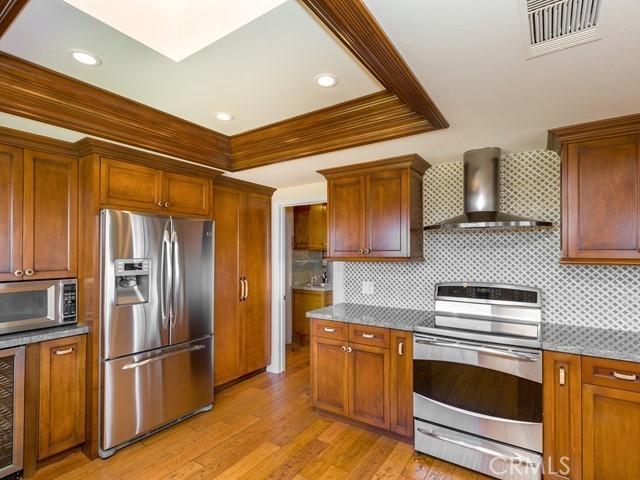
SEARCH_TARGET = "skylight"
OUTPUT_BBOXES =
[62,0,288,62]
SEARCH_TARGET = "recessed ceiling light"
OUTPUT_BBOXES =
[70,50,102,66]
[215,112,234,121]
[315,74,338,88]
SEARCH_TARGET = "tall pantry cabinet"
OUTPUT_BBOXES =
[212,177,275,387]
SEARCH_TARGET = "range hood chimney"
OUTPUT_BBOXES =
[424,147,552,230]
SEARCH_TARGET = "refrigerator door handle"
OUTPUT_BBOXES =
[170,227,179,329]
[165,226,173,331]
[160,227,171,328]
[120,344,206,370]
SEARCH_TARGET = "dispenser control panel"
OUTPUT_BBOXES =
[115,259,151,277]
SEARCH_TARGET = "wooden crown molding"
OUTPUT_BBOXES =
[230,91,431,171]
[214,174,276,197]
[0,52,231,170]
[548,113,640,153]
[318,153,430,178]
[0,0,448,172]
[301,0,448,129]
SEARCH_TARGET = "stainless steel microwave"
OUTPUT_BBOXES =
[0,279,77,335]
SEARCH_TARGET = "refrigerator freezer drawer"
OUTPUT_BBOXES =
[100,336,213,453]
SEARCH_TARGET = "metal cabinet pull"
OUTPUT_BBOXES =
[341,346,347,352]
[613,371,637,382]
[55,347,74,356]
[358,248,364,254]
[244,278,249,300]
[346,346,352,353]
[240,277,245,301]
[164,202,170,208]
[157,201,164,207]
[24,268,34,276]
[417,428,538,467]
[559,367,566,386]
[121,344,205,370]
[398,341,404,356]
[323,327,336,333]
[13,269,23,277]
[416,337,539,362]
[362,333,375,339]
[363,248,371,254]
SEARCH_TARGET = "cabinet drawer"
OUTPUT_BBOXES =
[582,356,640,393]
[312,319,348,341]
[349,324,390,348]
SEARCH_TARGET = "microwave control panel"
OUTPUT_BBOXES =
[62,283,77,322]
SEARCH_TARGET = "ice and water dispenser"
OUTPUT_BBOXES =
[114,259,151,305]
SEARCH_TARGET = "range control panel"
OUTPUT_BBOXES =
[62,283,77,321]
[436,284,538,305]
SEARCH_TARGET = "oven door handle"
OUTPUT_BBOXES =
[416,428,538,467]
[416,338,539,362]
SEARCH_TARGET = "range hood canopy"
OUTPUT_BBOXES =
[425,147,552,230]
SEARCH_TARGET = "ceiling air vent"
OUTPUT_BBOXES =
[520,0,603,58]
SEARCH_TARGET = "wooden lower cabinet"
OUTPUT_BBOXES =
[310,318,413,438]
[38,335,86,460]
[292,289,333,343]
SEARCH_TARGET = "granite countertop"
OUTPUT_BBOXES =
[293,284,333,293]
[307,302,640,363]
[0,324,89,350]
[306,302,433,332]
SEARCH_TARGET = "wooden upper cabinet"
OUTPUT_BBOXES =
[319,155,429,262]
[163,172,211,217]
[100,157,163,211]
[23,150,78,280]
[550,115,640,264]
[293,203,327,251]
[0,145,23,281]
[100,157,212,217]
[38,335,86,460]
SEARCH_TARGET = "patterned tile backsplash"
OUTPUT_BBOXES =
[344,150,640,331]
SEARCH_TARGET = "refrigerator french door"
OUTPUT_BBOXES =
[99,210,214,457]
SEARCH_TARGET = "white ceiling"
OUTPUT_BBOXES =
[0,0,380,134]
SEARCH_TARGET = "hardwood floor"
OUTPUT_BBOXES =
[32,345,487,480]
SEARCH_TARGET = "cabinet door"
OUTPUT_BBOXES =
[100,157,163,211]
[23,150,78,279]
[390,330,413,437]
[564,135,640,262]
[366,169,408,257]
[38,335,86,460]
[163,172,211,217]
[307,203,327,250]
[327,175,366,258]
[348,343,390,429]
[311,335,348,416]
[242,192,271,374]
[0,145,23,282]
[582,383,640,479]
[212,186,244,386]
[543,351,581,480]
[293,205,310,249]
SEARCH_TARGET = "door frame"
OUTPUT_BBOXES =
[268,183,344,374]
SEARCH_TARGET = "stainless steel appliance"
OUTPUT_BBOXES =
[0,346,24,479]
[413,283,543,479]
[0,279,77,335]
[99,210,214,458]
[424,148,552,230]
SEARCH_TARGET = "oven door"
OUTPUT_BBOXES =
[413,333,542,452]
[0,281,61,335]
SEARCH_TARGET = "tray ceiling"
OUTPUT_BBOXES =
[0,0,381,135]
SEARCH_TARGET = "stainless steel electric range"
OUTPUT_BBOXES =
[413,283,543,480]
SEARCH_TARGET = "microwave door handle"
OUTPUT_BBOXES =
[416,338,539,362]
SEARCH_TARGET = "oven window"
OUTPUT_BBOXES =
[0,291,48,324]
[414,360,542,423]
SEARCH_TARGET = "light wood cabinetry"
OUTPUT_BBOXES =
[310,318,413,437]
[319,154,429,262]
[37,335,86,460]
[293,203,327,250]
[292,289,332,343]
[212,177,274,387]
[0,146,78,281]
[550,115,640,264]
[100,157,212,217]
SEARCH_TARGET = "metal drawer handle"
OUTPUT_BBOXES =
[416,338,539,362]
[417,428,538,467]
[121,345,205,370]
[362,333,375,339]
[55,347,74,356]
[323,327,336,333]
[613,371,637,382]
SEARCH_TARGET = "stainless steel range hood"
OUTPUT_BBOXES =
[424,147,552,230]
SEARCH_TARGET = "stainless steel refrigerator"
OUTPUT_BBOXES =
[99,209,214,458]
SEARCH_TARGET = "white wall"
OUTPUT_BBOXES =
[268,182,344,373]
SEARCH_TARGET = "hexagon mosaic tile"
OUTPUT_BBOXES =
[344,150,640,331]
